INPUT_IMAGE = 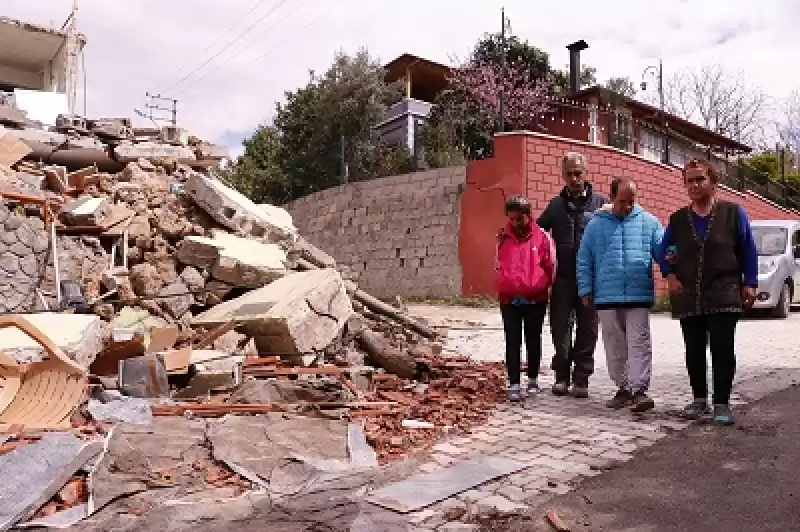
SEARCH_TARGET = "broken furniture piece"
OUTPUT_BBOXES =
[0,315,87,431]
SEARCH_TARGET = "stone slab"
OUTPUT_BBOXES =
[192,268,353,355]
[0,432,103,531]
[185,174,296,242]
[366,455,527,513]
[176,230,287,288]
[0,313,108,367]
[114,141,196,165]
[61,196,109,226]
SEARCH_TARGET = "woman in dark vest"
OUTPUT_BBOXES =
[658,158,757,425]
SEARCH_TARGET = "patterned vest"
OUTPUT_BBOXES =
[668,201,743,318]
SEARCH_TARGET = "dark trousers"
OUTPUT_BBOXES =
[501,302,547,385]
[679,313,739,405]
[549,279,598,386]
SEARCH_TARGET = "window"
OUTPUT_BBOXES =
[752,226,788,256]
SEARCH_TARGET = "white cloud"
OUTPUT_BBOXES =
[3,0,799,152]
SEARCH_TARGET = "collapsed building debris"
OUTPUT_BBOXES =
[0,110,508,529]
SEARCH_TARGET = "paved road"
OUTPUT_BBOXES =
[483,381,800,532]
[391,307,800,531]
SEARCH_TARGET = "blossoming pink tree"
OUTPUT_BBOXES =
[432,55,554,159]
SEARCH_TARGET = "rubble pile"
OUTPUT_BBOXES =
[0,114,506,529]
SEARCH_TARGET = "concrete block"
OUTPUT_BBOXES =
[60,196,109,226]
[114,141,196,165]
[176,230,287,288]
[0,312,108,367]
[192,268,353,358]
[185,174,297,242]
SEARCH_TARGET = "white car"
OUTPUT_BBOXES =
[752,220,800,318]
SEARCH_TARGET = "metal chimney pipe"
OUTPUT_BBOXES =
[566,40,589,94]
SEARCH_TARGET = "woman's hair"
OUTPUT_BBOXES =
[504,195,531,215]
[683,158,718,183]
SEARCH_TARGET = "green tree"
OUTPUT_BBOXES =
[471,33,596,95]
[228,49,413,202]
[220,125,286,204]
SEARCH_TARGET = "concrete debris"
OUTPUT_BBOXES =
[176,230,287,288]
[0,312,108,367]
[0,105,512,531]
[193,268,353,362]
[184,173,297,242]
[0,432,103,531]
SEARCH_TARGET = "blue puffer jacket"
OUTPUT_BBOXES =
[577,205,664,305]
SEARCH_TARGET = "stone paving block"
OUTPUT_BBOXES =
[432,443,467,456]
[458,490,493,503]
[494,485,528,503]
[474,495,527,514]
[600,450,634,462]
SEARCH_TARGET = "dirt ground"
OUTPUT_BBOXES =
[478,383,800,532]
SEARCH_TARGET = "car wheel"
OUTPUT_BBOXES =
[773,284,791,319]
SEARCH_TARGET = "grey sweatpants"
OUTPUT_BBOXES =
[598,308,653,393]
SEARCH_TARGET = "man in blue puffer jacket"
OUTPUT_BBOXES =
[577,177,664,412]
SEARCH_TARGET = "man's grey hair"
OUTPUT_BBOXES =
[562,151,587,169]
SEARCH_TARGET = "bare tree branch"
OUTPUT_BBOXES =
[650,64,768,148]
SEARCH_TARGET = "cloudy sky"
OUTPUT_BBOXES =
[5,0,799,157]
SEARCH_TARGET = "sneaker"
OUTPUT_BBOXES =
[680,399,709,420]
[552,381,569,396]
[606,389,633,409]
[508,385,522,402]
[526,381,540,396]
[630,391,655,413]
[570,384,589,399]
[713,404,735,426]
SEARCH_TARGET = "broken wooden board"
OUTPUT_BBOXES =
[0,133,32,167]
[0,316,87,430]
[55,205,135,234]
[366,455,527,513]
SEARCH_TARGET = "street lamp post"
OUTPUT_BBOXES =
[641,60,664,110]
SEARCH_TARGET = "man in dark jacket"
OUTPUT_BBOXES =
[537,152,609,398]
[657,158,757,426]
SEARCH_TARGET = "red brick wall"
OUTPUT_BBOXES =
[460,132,800,297]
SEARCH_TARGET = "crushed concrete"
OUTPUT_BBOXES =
[192,268,353,359]
[0,312,108,366]
[185,174,297,243]
[176,230,287,288]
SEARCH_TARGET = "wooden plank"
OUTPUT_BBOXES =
[193,321,237,350]
[56,205,135,234]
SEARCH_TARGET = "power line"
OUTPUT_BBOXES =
[154,0,269,93]
[179,0,334,99]
[160,0,292,94]
[177,0,318,98]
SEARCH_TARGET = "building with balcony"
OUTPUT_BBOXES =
[377,50,752,172]
[377,54,450,159]
[0,13,86,118]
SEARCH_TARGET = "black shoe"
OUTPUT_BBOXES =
[630,391,655,412]
[551,382,570,396]
[606,389,633,409]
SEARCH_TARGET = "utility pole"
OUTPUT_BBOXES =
[641,60,664,111]
[499,7,506,133]
[143,92,178,125]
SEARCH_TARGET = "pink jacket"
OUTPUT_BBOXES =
[495,222,557,304]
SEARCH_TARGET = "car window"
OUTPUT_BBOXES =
[752,227,788,256]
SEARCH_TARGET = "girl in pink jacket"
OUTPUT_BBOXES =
[496,195,557,401]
